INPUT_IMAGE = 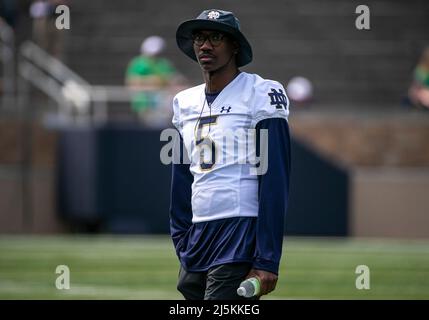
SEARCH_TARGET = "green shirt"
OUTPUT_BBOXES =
[126,56,176,111]
[126,56,175,80]
[414,67,429,87]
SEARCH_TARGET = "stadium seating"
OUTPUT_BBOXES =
[64,0,429,107]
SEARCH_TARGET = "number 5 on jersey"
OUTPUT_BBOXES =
[195,115,218,171]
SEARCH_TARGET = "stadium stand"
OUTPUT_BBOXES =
[64,0,429,107]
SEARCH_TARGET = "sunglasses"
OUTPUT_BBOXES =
[192,32,226,47]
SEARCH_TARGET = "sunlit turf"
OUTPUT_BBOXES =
[0,235,428,299]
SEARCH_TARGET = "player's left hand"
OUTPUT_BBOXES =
[245,268,278,296]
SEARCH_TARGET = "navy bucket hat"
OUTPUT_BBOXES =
[176,9,253,67]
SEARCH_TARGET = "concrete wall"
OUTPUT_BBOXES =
[290,111,429,167]
[350,168,429,238]
[0,166,67,233]
[0,118,66,233]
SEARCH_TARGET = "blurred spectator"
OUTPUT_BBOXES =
[30,0,68,59]
[125,35,187,128]
[286,76,313,107]
[407,47,429,110]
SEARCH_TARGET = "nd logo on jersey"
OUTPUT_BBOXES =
[268,88,288,110]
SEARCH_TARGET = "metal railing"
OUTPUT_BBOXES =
[18,41,170,125]
[16,40,174,231]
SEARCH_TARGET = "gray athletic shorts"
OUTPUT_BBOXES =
[177,262,259,300]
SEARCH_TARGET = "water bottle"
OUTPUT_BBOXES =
[237,277,261,298]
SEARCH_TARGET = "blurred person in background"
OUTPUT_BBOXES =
[125,35,187,128]
[408,46,429,110]
[286,76,313,108]
[29,0,68,59]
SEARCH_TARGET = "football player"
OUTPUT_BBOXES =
[170,9,291,300]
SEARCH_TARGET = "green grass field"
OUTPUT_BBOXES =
[0,235,428,299]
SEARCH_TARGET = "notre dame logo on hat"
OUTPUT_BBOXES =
[207,10,220,19]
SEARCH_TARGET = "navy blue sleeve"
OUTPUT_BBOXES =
[169,132,193,256]
[253,118,291,275]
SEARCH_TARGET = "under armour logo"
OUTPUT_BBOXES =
[268,88,288,110]
[220,106,232,113]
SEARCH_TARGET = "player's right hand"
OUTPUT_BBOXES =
[245,268,278,296]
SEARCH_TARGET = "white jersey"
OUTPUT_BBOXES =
[172,72,289,223]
